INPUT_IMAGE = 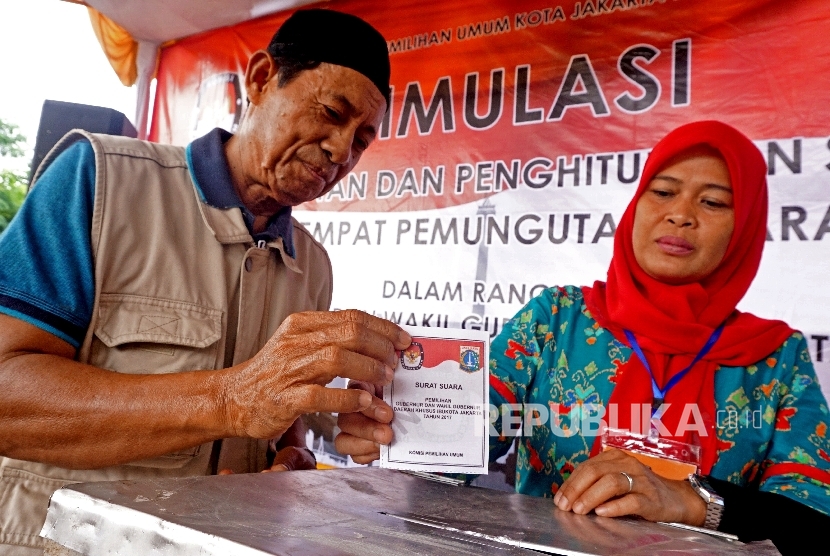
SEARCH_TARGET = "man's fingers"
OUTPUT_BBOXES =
[346,380,375,394]
[293,384,373,415]
[270,446,316,471]
[365,397,393,424]
[263,464,289,473]
[335,309,411,350]
[277,312,406,379]
[326,320,400,369]
[279,310,411,351]
[298,318,398,371]
[334,431,381,463]
[350,453,381,465]
[347,379,384,399]
[345,381,392,424]
[334,405,392,464]
[319,346,393,386]
[338,411,393,444]
[344,384,393,423]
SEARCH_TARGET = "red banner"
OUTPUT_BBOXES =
[149,0,830,410]
[151,0,830,211]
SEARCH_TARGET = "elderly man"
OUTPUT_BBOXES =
[0,9,403,554]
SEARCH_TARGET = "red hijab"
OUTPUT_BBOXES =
[583,121,793,474]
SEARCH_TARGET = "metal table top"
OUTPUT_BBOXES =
[42,467,777,555]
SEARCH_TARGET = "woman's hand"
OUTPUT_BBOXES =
[553,448,707,525]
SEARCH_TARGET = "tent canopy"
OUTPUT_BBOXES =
[68,0,320,136]
[83,0,319,43]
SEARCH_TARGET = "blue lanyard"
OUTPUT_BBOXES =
[623,324,725,415]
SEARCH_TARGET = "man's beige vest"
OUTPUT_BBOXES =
[0,131,333,554]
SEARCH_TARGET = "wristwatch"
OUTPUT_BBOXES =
[688,474,724,530]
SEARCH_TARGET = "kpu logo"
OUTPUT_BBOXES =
[401,342,424,370]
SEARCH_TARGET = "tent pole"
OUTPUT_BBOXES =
[134,40,159,140]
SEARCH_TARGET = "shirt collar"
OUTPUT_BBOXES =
[186,128,295,259]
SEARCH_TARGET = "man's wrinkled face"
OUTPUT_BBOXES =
[241,62,386,212]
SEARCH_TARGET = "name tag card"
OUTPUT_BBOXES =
[381,326,489,474]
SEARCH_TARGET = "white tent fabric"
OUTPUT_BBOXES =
[81,0,319,137]
[84,0,319,43]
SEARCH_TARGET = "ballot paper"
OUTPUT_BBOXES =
[381,326,489,474]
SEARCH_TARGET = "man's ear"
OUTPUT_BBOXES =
[245,50,279,105]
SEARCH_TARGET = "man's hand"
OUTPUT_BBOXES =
[265,445,317,472]
[219,446,316,474]
[553,449,706,525]
[221,310,410,441]
[334,380,394,464]
[0,310,407,469]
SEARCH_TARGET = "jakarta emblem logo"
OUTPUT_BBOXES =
[459,345,481,373]
[401,342,424,370]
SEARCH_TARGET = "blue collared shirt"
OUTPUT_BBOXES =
[186,128,295,257]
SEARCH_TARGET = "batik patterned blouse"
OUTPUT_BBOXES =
[489,286,830,514]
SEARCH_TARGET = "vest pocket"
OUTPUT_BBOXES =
[89,294,223,468]
[90,293,222,375]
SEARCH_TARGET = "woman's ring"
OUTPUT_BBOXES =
[620,471,634,494]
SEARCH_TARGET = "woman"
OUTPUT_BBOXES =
[336,121,830,551]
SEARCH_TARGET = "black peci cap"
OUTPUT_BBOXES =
[267,9,391,102]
